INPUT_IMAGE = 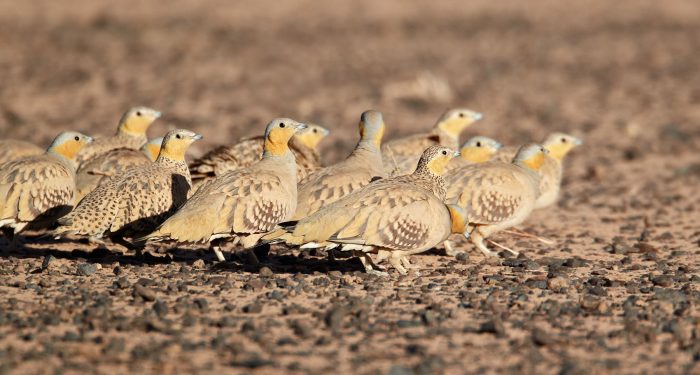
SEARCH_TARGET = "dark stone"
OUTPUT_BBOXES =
[76,263,97,276]
[133,284,157,301]
[242,303,262,314]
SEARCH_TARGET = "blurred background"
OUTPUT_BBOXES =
[1,0,699,163]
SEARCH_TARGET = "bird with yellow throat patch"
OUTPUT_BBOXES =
[266,145,464,275]
[138,119,306,264]
[0,132,93,248]
[382,108,482,175]
[445,143,549,257]
[75,106,161,165]
[55,130,200,243]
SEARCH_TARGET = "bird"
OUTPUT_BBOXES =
[495,132,582,208]
[54,130,201,244]
[0,132,93,248]
[266,145,464,275]
[138,119,306,264]
[292,110,386,220]
[74,137,164,201]
[75,106,161,165]
[0,140,44,165]
[189,123,329,186]
[445,143,549,257]
[382,108,482,175]
[444,136,503,171]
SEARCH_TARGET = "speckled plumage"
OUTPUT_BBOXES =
[445,143,548,257]
[56,130,200,239]
[382,108,482,175]
[189,124,328,186]
[74,138,164,201]
[75,106,161,165]
[0,132,92,242]
[495,133,582,209]
[140,119,305,259]
[0,140,44,165]
[270,145,464,274]
[293,111,385,220]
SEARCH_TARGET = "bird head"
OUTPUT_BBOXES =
[541,132,582,161]
[436,108,483,139]
[459,136,502,163]
[358,110,385,148]
[263,118,307,157]
[141,137,164,161]
[513,143,549,171]
[117,106,161,137]
[294,123,330,150]
[48,132,94,161]
[415,145,459,176]
[447,204,469,235]
[157,129,202,161]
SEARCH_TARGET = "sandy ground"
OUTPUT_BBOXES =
[1,0,699,374]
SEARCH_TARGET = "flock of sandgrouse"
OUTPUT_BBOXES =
[0,107,581,275]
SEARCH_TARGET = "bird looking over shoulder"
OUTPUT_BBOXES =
[0,132,93,248]
[55,129,201,244]
[76,106,161,165]
[139,119,306,264]
[292,110,386,220]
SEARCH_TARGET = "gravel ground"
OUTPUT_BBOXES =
[1,0,699,374]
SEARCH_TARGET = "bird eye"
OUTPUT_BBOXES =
[458,113,465,118]
[441,150,448,155]
[136,111,142,117]
[476,141,482,147]
[561,138,567,143]
[176,134,182,139]
[74,136,80,141]
[312,129,317,133]
[280,123,286,128]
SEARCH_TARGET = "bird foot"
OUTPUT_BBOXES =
[487,239,519,257]
[503,228,555,245]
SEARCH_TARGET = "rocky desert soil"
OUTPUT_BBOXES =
[0,0,699,374]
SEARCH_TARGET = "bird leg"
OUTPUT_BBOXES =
[468,230,498,257]
[387,253,408,275]
[443,240,459,256]
[240,234,265,265]
[211,238,231,262]
[503,228,555,245]
[353,250,387,275]
[487,239,520,257]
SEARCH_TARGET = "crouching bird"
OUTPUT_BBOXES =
[265,145,468,275]
[137,119,306,264]
[54,129,201,245]
[0,132,93,249]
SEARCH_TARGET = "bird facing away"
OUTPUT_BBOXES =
[139,119,306,263]
[267,145,463,275]
[74,137,164,201]
[382,108,482,175]
[0,140,44,165]
[55,130,201,242]
[496,132,582,209]
[189,123,330,186]
[445,143,549,257]
[292,110,386,220]
[75,106,161,165]
[0,132,93,247]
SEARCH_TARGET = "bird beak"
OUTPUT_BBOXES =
[322,128,330,136]
[153,111,162,118]
[453,151,461,157]
[494,142,503,150]
[193,134,203,140]
[473,112,484,121]
[86,136,94,143]
[574,138,583,146]
[296,123,308,132]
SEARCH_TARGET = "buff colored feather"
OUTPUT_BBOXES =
[55,130,200,240]
[0,132,92,244]
[293,110,386,220]
[75,106,161,165]
[0,140,44,164]
[269,145,463,275]
[382,108,482,175]
[190,124,329,186]
[445,143,548,257]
